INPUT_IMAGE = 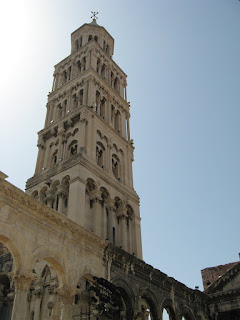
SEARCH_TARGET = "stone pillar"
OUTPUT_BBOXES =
[35,140,46,175]
[127,113,130,141]
[89,189,102,237]
[33,285,43,320]
[83,81,88,105]
[68,177,86,224]
[11,273,34,320]
[56,185,68,214]
[122,111,127,139]
[46,190,55,209]
[79,117,88,152]
[105,199,115,243]
[57,125,65,161]
[87,79,95,107]
[56,286,75,320]
[117,207,128,251]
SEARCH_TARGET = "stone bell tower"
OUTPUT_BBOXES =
[26,16,142,259]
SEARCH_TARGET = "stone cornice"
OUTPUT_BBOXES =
[104,245,207,303]
[26,152,139,205]
[0,178,107,250]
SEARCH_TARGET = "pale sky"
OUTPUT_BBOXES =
[0,0,240,291]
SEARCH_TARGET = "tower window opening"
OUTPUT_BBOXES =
[101,64,106,79]
[113,227,115,245]
[75,39,79,50]
[106,44,110,55]
[94,35,98,42]
[114,77,119,92]
[73,94,78,109]
[103,40,106,51]
[68,66,71,80]
[79,36,82,47]
[77,60,81,72]
[96,58,101,73]
[100,97,105,118]
[96,142,104,167]
[82,57,86,71]
[88,35,92,42]
[95,91,100,113]
[112,156,119,179]
[79,89,84,105]
[63,70,67,83]
[69,141,78,157]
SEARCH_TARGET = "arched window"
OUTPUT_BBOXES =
[63,70,67,83]
[103,40,106,51]
[88,35,92,41]
[31,190,38,200]
[82,57,86,71]
[40,187,47,204]
[101,64,106,79]
[114,110,121,132]
[95,91,100,113]
[57,103,62,119]
[68,140,78,157]
[79,36,82,47]
[51,150,58,167]
[106,44,110,55]
[114,77,119,92]
[75,39,79,50]
[96,58,101,73]
[100,97,106,119]
[73,94,78,109]
[79,89,84,105]
[96,142,105,168]
[94,35,98,42]
[112,154,120,179]
[77,60,81,73]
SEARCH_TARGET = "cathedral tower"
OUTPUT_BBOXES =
[26,17,142,259]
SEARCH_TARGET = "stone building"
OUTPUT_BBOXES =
[0,16,238,320]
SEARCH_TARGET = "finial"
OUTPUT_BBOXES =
[91,11,99,21]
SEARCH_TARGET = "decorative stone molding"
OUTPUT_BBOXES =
[56,286,76,305]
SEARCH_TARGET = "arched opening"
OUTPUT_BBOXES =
[138,296,158,320]
[112,154,120,180]
[0,243,14,320]
[68,140,78,158]
[95,91,100,113]
[96,142,105,168]
[88,35,92,42]
[40,186,47,205]
[114,77,119,92]
[162,306,176,320]
[79,89,84,105]
[94,35,98,42]
[51,150,58,167]
[100,97,106,119]
[101,64,106,79]
[114,110,121,132]
[31,190,38,200]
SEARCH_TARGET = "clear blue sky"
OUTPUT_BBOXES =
[0,0,239,290]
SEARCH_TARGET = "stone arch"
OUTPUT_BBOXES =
[32,246,67,287]
[111,277,135,318]
[0,223,31,272]
[31,190,38,199]
[161,298,176,320]
[68,139,78,157]
[181,306,195,320]
[136,287,159,320]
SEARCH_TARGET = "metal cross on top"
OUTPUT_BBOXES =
[91,11,99,20]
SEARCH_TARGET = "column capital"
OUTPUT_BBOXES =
[55,286,76,305]
[11,272,35,291]
[89,189,102,202]
[105,198,115,211]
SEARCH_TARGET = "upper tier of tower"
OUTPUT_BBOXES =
[71,19,114,57]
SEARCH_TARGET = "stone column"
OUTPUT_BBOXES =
[56,185,67,214]
[35,139,45,175]
[11,273,34,320]
[68,177,86,224]
[83,81,88,105]
[89,189,102,237]
[56,286,75,320]
[79,117,88,152]
[122,111,127,139]
[127,113,131,141]
[87,79,95,107]
[46,190,55,209]
[117,208,128,251]
[57,125,65,161]
[105,199,115,243]
[33,285,43,320]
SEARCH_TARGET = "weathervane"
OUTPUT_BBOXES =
[91,11,99,20]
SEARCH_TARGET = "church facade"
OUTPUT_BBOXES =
[0,17,239,320]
